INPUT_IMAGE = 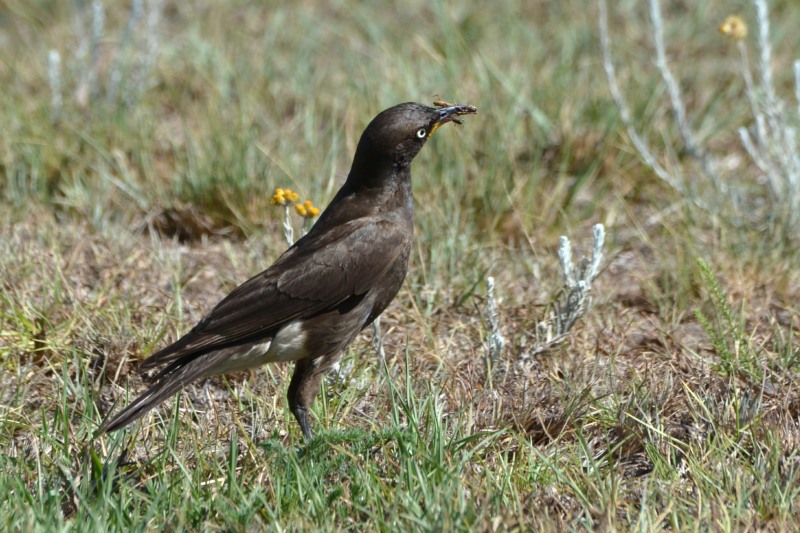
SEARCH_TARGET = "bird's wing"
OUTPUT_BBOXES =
[140,217,409,369]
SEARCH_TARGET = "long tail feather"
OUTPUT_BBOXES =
[97,357,213,434]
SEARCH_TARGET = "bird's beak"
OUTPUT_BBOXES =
[429,104,478,135]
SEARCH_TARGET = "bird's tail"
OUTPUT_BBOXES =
[97,357,211,435]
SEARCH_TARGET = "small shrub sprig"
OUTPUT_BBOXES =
[597,0,716,212]
[488,224,606,365]
[270,188,320,246]
[694,258,763,383]
[530,224,606,357]
[726,3,800,230]
[485,276,505,365]
[270,187,299,245]
[598,0,800,232]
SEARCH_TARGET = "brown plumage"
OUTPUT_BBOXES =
[98,102,477,439]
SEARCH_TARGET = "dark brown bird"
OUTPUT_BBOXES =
[99,102,477,439]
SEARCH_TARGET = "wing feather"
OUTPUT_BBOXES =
[140,218,408,369]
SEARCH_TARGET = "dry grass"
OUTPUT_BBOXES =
[2,0,800,530]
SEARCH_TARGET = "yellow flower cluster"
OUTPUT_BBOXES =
[720,15,747,40]
[271,187,320,219]
[270,188,300,206]
[295,200,320,219]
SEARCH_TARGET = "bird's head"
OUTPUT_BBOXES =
[352,102,477,173]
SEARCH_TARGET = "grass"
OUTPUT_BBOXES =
[3,0,800,529]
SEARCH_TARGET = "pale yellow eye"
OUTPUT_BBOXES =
[415,128,427,139]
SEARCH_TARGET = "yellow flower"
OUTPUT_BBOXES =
[271,187,301,206]
[271,188,287,205]
[720,15,747,40]
[273,186,318,218]
[296,199,320,219]
[284,188,300,203]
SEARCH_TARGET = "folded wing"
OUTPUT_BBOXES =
[140,218,408,369]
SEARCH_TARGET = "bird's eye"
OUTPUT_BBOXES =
[415,128,427,139]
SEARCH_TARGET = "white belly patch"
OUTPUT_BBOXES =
[207,320,308,375]
[263,320,308,362]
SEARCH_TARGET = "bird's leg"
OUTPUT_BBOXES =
[287,357,327,440]
[293,406,312,441]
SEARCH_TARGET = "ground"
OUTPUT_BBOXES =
[1,0,799,530]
